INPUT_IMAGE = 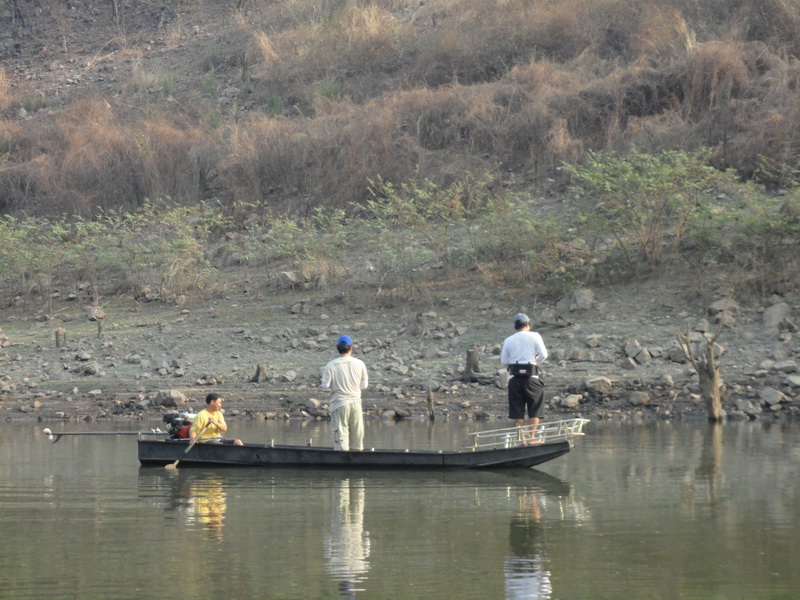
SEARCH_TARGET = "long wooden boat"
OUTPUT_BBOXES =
[136,418,590,470]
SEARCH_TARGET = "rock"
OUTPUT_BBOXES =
[657,374,674,388]
[624,340,642,358]
[560,394,582,408]
[154,389,188,407]
[759,387,786,407]
[634,348,652,365]
[774,360,797,373]
[585,334,602,348]
[569,348,590,361]
[82,361,102,375]
[557,288,595,312]
[583,377,612,393]
[629,391,650,406]
[763,302,790,333]
[709,297,739,314]
[84,306,106,321]
[279,271,303,289]
[666,345,687,363]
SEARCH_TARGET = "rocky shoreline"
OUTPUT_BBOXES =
[1,285,798,426]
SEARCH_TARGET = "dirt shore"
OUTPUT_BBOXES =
[1,282,798,426]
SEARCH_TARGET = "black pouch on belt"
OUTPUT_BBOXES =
[508,363,536,377]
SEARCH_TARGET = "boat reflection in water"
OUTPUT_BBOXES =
[324,478,371,598]
[178,476,228,542]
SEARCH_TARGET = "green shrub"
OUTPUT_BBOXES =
[564,148,719,277]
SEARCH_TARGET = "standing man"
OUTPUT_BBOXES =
[500,313,548,444]
[189,392,244,446]
[321,335,369,451]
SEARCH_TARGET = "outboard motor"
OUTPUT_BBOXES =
[163,412,196,439]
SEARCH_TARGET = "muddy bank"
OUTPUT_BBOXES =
[1,284,798,426]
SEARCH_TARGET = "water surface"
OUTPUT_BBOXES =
[1,419,798,599]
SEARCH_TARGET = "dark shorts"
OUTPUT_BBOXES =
[203,437,239,445]
[508,376,545,420]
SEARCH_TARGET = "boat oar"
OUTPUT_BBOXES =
[164,423,210,470]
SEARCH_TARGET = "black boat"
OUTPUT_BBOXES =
[135,418,589,470]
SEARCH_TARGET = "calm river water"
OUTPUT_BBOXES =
[1,418,798,600]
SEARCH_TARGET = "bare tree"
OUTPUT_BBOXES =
[677,321,727,422]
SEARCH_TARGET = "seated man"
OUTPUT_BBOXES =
[189,393,243,446]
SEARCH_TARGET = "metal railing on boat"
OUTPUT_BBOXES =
[462,418,590,451]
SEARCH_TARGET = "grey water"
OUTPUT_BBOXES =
[1,419,798,600]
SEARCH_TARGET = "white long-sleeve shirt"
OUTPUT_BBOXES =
[321,355,369,412]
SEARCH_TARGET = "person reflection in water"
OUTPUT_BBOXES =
[179,477,227,542]
[324,478,371,598]
[504,488,552,600]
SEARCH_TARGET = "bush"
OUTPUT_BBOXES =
[565,148,720,276]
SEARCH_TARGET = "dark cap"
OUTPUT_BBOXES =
[513,313,530,326]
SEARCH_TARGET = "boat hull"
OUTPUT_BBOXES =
[137,439,571,470]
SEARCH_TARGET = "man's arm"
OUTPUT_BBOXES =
[534,333,548,364]
[500,340,510,367]
[209,413,227,433]
[321,364,331,390]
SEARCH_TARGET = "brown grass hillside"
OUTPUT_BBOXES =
[1,0,799,217]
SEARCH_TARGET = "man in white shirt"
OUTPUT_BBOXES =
[321,335,369,451]
[500,314,548,444]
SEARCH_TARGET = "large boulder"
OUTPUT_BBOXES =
[154,389,188,407]
[763,302,790,334]
[583,377,612,393]
[556,288,595,313]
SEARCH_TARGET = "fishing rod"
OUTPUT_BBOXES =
[42,427,167,443]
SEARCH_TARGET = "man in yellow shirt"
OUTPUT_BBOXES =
[189,393,243,446]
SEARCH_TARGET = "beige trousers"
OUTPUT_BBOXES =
[331,402,364,451]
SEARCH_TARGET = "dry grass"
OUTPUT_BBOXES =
[0,68,12,114]
[2,0,800,217]
[684,42,752,113]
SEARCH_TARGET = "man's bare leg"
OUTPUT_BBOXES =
[527,417,541,444]
[515,419,526,444]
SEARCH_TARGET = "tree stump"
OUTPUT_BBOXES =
[462,347,482,382]
[462,348,496,385]
[677,327,726,422]
[426,388,435,422]
[250,364,271,383]
[54,328,67,348]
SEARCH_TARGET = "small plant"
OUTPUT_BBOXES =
[315,80,342,102]
[264,94,284,117]
[201,68,220,98]
[161,74,175,98]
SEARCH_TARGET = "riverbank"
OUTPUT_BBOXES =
[1,280,798,425]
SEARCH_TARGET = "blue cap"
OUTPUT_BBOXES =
[337,335,353,346]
